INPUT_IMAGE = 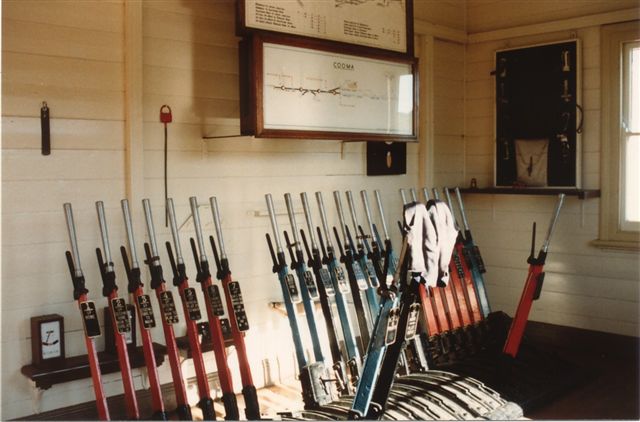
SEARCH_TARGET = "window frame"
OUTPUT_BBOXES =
[620,40,640,232]
[597,21,640,250]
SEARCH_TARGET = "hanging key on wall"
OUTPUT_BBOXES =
[561,79,572,103]
[41,102,50,156]
[561,50,571,72]
[160,105,172,226]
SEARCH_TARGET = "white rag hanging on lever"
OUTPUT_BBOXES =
[402,200,458,287]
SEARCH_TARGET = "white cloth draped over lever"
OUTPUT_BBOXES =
[403,200,458,287]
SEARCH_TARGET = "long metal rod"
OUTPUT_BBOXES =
[284,193,302,250]
[121,199,139,269]
[190,197,239,420]
[315,192,362,390]
[166,198,184,263]
[95,201,140,420]
[345,190,361,236]
[166,197,216,420]
[409,188,417,202]
[142,199,160,259]
[189,196,208,262]
[210,196,227,261]
[301,192,318,249]
[285,193,324,364]
[453,187,491,318]
[422,187,430,202]
[360,190,376,240]
[64,203,84,277]
[333,190,372,354]
[454,188,470,231]
[265,193,307,373]
[503,194,565,358]
[443,188,460,231]
[63,203,110,421]
[210,199,261,419]
[399,189,408,205]
[333,191,349,242]
[121,199,167,420]
[373,190,390,241]
[542,194,566,253]
[96,201,114,270]
[347,190,380,329]
[266,194,283,252]
[140,198,192,420]
[316,192,334,249]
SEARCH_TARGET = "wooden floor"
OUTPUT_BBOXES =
[523,322,639,420]
[250,322,640,421]
[247,328,640,420]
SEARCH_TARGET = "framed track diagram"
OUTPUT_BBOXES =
[238,0,413,54]
[240,34,417,141]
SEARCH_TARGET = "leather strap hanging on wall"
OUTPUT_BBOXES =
[41,102,50,156]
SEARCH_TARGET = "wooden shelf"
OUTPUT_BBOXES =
[21,343,167,390]
[175,322,236,359]
[458,187,600,200]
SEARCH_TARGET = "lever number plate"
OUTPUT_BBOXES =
[303,270,319,300]
[352,262,368,290]
[183,287,201,321]
[136,294,156,329]
[385,306,401,345]
[207,284,225,316]
[284,273,301,303]
[159,291,179,325]
[319,268,335,296]
[405,303,421,340]
[111,298,131,334]
[334,266,350,294]
[453,253,465,279]
[229,281,249,331]
[80,301,101,338]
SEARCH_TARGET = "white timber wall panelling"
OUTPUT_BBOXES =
[4,0,637,419]
[1,0,427,418]
[462,5,639,336]
[1,0,133,419]
[431,39,466,188]
[140,0,419,394]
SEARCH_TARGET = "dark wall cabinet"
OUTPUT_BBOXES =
[495,40,581,188]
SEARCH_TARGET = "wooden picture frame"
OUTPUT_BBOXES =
[240,33,418,142]
[237,0,414,56]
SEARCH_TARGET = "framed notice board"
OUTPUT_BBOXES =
[239,33,418,141]
[494,40,582,188]
[237,0,414,55]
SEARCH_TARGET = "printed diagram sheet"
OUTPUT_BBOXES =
[262,43,414,135]
[244,0,407,53]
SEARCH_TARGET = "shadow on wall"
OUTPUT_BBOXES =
[184,0,242,138]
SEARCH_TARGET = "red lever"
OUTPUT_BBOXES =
[160,105,172,123]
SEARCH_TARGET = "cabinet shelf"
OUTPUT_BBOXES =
[21,343,167,390]
[458,187,600,200]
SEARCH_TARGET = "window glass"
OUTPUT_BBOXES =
[622,42,640,228]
